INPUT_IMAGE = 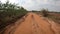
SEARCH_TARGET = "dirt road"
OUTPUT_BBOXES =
[4,13,60,34]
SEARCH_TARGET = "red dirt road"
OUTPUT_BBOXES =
[4,13,60,34]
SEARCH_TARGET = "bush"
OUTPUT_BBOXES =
[41,9,48,17]
[0,0,28,32]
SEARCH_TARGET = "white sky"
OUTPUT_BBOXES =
[0,0,19,4]
[0,0,60,11]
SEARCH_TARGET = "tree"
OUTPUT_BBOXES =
[41,9,48,17]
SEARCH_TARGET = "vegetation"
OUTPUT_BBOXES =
[41,9,48,17]
[40,9,60,24]
[47,13,60,24]
[0,0,60,33]
[0,1,28,32]
[32,9,60,24]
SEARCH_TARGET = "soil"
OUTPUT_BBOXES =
[4,13,60,34]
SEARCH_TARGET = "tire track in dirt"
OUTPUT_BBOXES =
[31,14,46,34]
[32,15,40,34]
[41,17,56,34]
[33,13,55,34]
[4,13,60,34]
[4,13,29,34]
[46,18,60,34]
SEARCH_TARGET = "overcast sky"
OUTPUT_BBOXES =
[0,0,60,11]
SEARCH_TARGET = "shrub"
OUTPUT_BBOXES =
[41,9,48,17]
[0,0,28,33]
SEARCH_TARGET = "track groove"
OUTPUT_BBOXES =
[4,13,60,34]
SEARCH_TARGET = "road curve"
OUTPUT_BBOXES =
[4,13,60,34]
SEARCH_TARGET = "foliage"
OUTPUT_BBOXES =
[41,9,48,17]
[0,1,27,32]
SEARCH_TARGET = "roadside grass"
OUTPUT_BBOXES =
[47,14,60,24]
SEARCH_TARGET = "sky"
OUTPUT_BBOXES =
[0,0,60,11]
